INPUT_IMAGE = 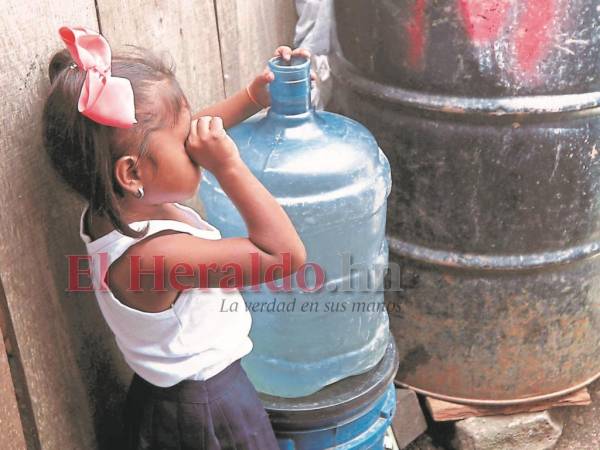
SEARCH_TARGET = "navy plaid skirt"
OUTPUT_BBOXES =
[122,359,279,450]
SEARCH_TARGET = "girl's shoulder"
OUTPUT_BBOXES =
[81,202,223,313]
[85,202,205,242]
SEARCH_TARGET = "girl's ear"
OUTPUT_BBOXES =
[114,155,143,197]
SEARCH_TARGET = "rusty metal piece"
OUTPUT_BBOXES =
[331,0,600,404]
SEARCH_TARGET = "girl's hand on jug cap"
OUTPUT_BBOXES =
[274,46,317,81]
[248,46,318,109]
[274,46,311,61]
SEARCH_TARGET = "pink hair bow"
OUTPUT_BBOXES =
[59,26,137,128]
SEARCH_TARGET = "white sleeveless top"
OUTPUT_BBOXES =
[78,202,253,387]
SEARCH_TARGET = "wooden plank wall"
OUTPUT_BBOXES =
[1,3,105,449]
[0,1,297,448]
[0,279,27,450]
[215,0,299,96]
[96,0,225,111]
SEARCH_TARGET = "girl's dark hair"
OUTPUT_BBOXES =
[43,45,189,238]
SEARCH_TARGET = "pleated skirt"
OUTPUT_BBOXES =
[122,359,280,450]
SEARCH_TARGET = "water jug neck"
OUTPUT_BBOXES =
[267,56,312,116]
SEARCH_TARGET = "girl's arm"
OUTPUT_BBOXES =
[128,116,307,300]
[191,84,264,129]
[192,46,312,129]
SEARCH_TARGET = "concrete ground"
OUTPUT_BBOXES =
[398,378,600,449]
[554,377,600,449]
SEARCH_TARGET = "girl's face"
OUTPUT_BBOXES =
[141,106,202,203]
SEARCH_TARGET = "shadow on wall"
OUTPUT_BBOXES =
[42,186,133,449]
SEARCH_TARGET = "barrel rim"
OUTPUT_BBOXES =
[396,369,600,405]
[330,51,600,116]
[387,236,600,271]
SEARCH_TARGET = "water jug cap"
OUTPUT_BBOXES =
[268,56,312,115]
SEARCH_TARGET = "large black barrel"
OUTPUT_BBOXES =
[330,0,600,404]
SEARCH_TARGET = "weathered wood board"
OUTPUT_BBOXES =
[215,0,298,96]
[426,388,592,422]
[0,1,103,448]
[96,0,225,110]
[0,277,27,450]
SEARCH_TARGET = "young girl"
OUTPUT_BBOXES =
[43,26,308,450]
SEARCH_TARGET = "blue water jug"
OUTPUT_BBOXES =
[199,55,393,398]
